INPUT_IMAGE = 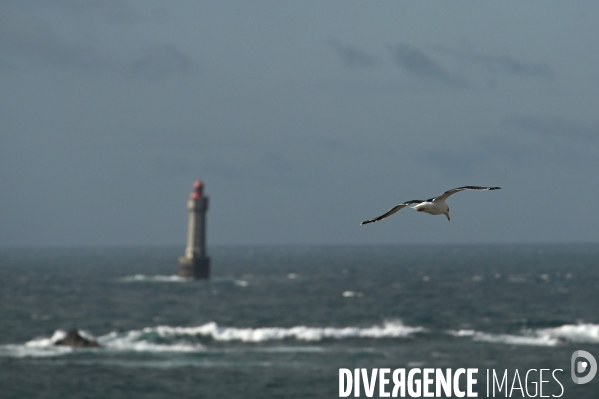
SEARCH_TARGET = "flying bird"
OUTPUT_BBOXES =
[360,186,500,225]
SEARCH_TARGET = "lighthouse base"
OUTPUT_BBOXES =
[178,256,210,279]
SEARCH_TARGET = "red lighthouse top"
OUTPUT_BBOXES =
[191,179,204,199]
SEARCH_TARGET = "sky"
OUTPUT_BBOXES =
[1,1,599,247]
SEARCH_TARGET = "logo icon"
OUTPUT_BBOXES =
[571,350,597,384]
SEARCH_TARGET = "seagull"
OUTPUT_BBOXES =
[360,186,500,225]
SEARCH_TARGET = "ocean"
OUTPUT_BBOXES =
[1,244,599,398]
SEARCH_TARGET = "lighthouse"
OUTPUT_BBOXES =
[179,179,210,279]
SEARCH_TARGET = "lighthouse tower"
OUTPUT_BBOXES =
[179,179,210,279]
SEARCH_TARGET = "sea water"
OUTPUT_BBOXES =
[1,244,598,398]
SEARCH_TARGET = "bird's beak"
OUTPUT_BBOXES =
[446,214,450,221]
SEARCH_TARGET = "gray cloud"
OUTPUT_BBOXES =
[0,8,109,72]
[427,116,599,177]
[0,5,192,81]
[128,44,199,81]
[473,53,553,79]
[327,40,380,68]
[388,43,469,88]
[501,115,599,142]
[433,44,554,79]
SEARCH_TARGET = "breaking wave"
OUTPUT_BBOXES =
[0,330,84,358]
[119,274,192,283]
[0,320,424,358]
[131,320,424,343]
[0,328,205,358]
[447,329,559,347]
[5,322,598,358]
[448,323,599,347]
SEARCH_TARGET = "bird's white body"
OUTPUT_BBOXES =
[412,200,450,220]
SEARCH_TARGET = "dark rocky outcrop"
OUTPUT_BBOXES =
[54,329,101,348]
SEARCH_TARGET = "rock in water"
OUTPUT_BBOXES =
[54,329,100,348]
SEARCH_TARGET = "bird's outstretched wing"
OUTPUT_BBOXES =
[433,186,500,202]
[360,200,423,225]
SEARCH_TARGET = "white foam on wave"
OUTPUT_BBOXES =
[0,330,73,358]
[537,323,599,344]
[0,343,74,358]
[448,329,559,346]
[448,323,599,347]
[137,320,425,343]
[99,330,205,353]
[24,329,68,347]
[342,291,364,298]
[0,320,423,358]
[119,274,191,283]
[0,328,204,358]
